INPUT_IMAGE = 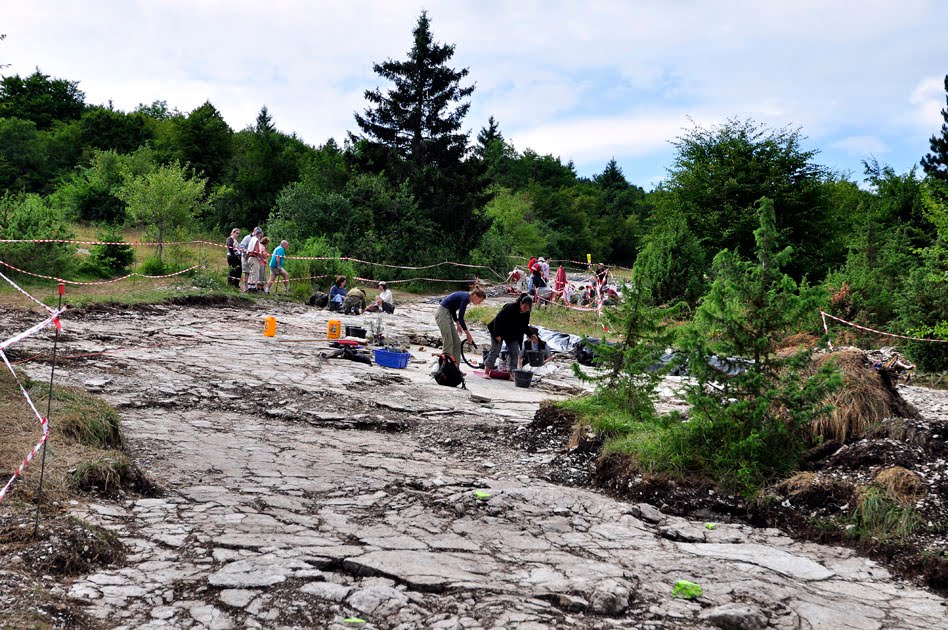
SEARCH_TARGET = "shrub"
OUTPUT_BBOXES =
[289,236,356,292]
[80,225,135,277]
[0,192,76,278]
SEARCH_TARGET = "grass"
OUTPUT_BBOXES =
[0,368,138,501]
[851,486,923,542]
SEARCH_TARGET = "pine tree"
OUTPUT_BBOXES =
[921,75,948,181]
[351,11,488,252]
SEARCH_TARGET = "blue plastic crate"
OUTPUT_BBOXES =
[374,348,410,369]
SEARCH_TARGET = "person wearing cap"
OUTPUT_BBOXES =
[539,257,550,281]
[366,281,395,314]
[484,293,533,375]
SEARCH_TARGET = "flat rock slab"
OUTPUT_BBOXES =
[14,300,945,629]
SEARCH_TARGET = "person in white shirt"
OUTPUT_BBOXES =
[244,227,263,293]
[366,281,395,313]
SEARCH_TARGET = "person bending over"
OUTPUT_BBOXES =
[485,293,533,374]
[435,286,486,363]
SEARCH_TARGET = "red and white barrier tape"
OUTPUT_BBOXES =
[820,309,948,346]
[0,258,203,285]
[0,275,63,502]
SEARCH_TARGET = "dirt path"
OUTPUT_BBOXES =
[17,299,947,628]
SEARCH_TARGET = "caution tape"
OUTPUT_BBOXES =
[0,274,63,503]
[0,258,204,285]
[820,310,948,346]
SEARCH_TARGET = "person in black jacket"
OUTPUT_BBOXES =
[484,294,533,374]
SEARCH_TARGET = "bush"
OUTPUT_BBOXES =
[0,192,76,278]
[289,236,356,292]
[903,322,948,372]
[138,256,168,276]
[79,225,135,277]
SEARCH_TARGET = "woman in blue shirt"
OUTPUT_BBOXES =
[329,276,348,312]
[436,287,486,362]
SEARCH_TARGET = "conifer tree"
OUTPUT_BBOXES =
[921,75,948,181]
[351,11,488,252]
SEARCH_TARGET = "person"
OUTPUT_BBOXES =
[244,227,264,293]
[539,257,550,282]
[526,256,537,293]
[238,229,255,291]
[342,285,367,315]
[484,294,533,375]
[436,286,486,363]
[328,276,348,312]
[531,260,547,304]
[225,228,242,288]
[553,265,567,303]
[257,237,271,292]
[266,240,290,294]
[520,326,552,366]
[365,281,394,314]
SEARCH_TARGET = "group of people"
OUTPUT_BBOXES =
[435,287,551,379]
[327,276,394,315]
[225,227,289,294]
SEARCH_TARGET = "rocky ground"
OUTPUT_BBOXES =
[2,296,947,628]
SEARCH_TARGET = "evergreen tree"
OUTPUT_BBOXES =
[921,75,948,181]
[351,11,488,252]
[176,101,233,185]
[475,116,503,157]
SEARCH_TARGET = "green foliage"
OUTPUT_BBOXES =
[175,101,233,185]
[52,149,143,223]
[573,284,680,419]
[0,117,48,193]
[81,225,135,277]
[920,74,948,181]
[0,192,76,277]
[137,256,168,276]
[351,11,489,252]
[469,188,545,271]
[681,198,840,494]
[0,70,86,130]
[288,236,356,291]
[78,106,152,155]
[633,210,706,306]
[117,162,205,260]
[41,383,123,448]
[661,118,835,280]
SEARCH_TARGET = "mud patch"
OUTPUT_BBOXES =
[520,401,578,452]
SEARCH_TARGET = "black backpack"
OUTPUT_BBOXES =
[434,353,466,389]
[308,291,329,308]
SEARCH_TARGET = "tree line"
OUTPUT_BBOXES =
[1,14,947,367]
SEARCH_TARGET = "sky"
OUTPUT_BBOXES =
[4,0,947,188]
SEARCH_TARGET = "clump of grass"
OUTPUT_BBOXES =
[851,485,923,542]
[71,454,138,497]
[34,384,124,449]
[810,350,901,443]
[873,466,926,506]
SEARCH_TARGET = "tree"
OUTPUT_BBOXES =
[78,106,151,155]
[351,11,488,251]
[175,101,233,185]
[0,70,85,130]
[921,75,948,181]
[662,119,833,280]
[681,197,837,493]
[117,163,205,261]
[0,117,48,193]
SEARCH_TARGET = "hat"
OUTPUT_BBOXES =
[378,281,387,287]
[538,257,546,263]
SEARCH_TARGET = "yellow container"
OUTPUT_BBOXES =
[263,316,277,337]
[327,319,342,340]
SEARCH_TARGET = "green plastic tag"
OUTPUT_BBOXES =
[672,580,703,599]
[343,618,366,624]
[473,490,491,500]
[704,522,715,530]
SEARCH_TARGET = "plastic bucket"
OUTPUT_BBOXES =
[513,369,533,388]
[346,325,367,338]
[263,316,277,337]
[526,351,543,367]
[327,319,342,340]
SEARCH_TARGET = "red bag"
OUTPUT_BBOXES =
[487,369,511,380]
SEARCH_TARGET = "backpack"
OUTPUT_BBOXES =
[574,340,597,366]
[308,291,329,308]
[434,353,466,389]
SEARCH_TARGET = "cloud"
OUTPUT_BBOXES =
[828,135,890,157]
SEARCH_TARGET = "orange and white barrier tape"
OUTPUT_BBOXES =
[0,258,203,285]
